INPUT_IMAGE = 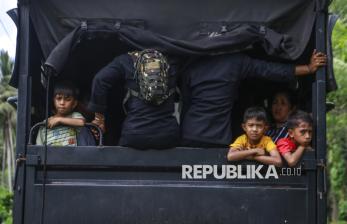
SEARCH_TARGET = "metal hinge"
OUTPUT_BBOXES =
[15,154,41,166]
[13,154,26,192]
[317,159,327,200]
[13,154,41,191]
[301,158,327,199]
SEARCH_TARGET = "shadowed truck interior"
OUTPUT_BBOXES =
[29,26,316,146]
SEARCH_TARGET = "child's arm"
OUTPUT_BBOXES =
[227,147,264,161]
[253,149,283,167]
[48,116,85,129]
[282,145,306,167]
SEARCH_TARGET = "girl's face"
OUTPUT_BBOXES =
[271,93,294,124]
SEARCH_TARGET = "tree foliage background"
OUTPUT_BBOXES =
[328,0,347,223]
[0,50,15,224]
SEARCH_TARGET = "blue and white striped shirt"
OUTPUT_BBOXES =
[266,123,289,144]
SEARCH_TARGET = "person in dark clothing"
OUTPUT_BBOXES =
[180,51,326,147]
[88,50,179,149]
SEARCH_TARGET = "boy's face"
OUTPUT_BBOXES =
[288,121,312,147]
[54,94,77,116]
[242,118,267,143]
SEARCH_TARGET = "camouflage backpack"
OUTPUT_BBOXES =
[126,49,175,106]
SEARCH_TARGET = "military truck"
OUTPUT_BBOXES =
[9,0,337,223]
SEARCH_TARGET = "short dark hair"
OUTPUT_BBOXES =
[53,81,79,99]
[270,89,297,109]
[270,88,298,108]
[287,110,313,129]
[243,107,268,124]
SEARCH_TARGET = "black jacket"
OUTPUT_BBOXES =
[180,53,295,146]
[88,54,179,147]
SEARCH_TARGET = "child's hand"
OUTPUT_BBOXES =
[254,148,265,156]
[92,113,106,133]
[92,119,106,133]
[307,49,327,73]
[47,116,61,128]
[90,127,100,140]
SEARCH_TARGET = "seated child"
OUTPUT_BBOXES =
[276,111,313,167]
[227,107,282,167]
[36,81,86,146]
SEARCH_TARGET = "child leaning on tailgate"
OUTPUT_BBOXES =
[227,107,282,167]
[36,81,86,146]
[276,111,313,167]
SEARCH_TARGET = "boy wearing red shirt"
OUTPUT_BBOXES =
[276,111,313,167]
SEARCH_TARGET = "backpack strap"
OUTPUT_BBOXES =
[123,87,176,114]
[122,90,131,114]
[122,88,141,114]
[168,88,176,97]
